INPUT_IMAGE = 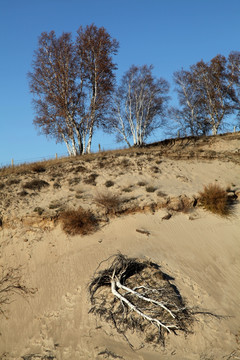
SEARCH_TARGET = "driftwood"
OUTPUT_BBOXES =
[89,254,192,346]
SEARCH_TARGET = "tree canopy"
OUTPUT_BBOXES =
[29,24,119,155]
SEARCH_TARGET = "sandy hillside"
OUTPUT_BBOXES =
[0,132,240,360]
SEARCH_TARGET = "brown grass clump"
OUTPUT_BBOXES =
[29,163,46,173]
[95,192,122,214]
[23,179,49,191]
[60,207,98,235]
[146,186,157,193]
[105,180,114,188]
[83,173,99,186]
[198,183,230,216]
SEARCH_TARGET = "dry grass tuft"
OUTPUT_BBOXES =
[146,186,157,193]
[198,183,231,216]
[60,207,98,235]
[83,173,99,186]
[23,179,49,191]
[105,180,114,188]
[29,163,46,173]
[94,192,122,214]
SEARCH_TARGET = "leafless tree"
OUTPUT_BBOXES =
[110,65,169,147]
[170,69,210,137]
[29,24,118,155]
[172,55,237,136]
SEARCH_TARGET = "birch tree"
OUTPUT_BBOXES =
[111,65,169,147]
[172,55,237,136]
[170,69,210,136]
[29,25,118,155]
[76,25,119,153]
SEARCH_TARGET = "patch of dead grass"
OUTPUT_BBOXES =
[94,192,122,214]
[60,207,98,235]
[198,183,231,216]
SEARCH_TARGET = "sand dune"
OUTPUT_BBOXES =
[0,133,240,359]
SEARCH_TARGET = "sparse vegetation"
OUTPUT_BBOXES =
[60,207,98,235]
[122,186,133,193]
[68,177,81,186]
[23,179,49,191]
[0,267,35,317]
[157,190,167,197]
[29,163,46,173]
[53,182,61,189]
[83,173,99,186]
[137,181,146,186]
[94,192,122,214]
[105,180,114,188]
[6,178,21,185]
[146,186,157,193]
[18,190,28,197]
[49,201,62,209]
[34,207,44,215]
[199,183,231,216]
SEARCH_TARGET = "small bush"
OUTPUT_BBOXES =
[146,186,157,193]
[60,207,98,235]
[34,207,44,215]
[68,177,81,186]
[6,178,21,185]
[95,192,122,213]
[49,201,62,209]
[53,182,61,189]
[29,163,46,173]
[198,183,231,216]
[105,180,114,188]
[137,181,146,186]
[122,187,133,193]
[23,179,49,191]
[18,190,28,197]
[157,190,167,197]
[150,166,161,174]
[84,173,99,186]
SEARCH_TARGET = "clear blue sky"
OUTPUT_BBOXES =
[0,0,240,166]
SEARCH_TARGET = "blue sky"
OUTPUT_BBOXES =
[0,0,240,166]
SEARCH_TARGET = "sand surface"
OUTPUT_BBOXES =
[0,133,240,359]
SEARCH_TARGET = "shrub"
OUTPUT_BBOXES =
[6,178,21,185]
[122,187,133,193]
[0,183,5,190]
[23,179,49,191]
[95,192,122,213]
[18,190,28,197]
[157,190,167,197]
[137,181,146,186]
[198,183,230,216]
[146,186,157,193]
[60,207,98,235]
[53,182,61,189]
[34,207,44,215]
[105,180,114,188]
[68,177,81,186]
[84,173,99,186]
[29,163,46,173]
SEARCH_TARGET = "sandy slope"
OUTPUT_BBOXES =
[0,134,240,359]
